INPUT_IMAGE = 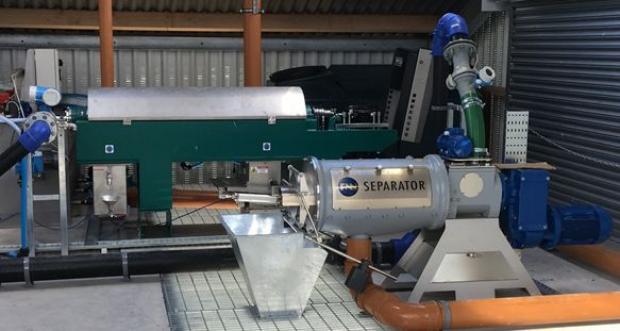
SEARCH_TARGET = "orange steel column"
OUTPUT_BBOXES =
[243,0,262,86]
[98,0,114,87]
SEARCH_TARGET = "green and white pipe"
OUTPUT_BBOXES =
[444,39,489,157]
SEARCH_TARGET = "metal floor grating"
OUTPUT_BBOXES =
[148,209,238,225]
[162,264,389,331]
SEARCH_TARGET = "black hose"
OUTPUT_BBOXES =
[0,141,28,177]
[0,247,236,283]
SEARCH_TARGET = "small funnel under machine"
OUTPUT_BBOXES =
[221,213,327,318]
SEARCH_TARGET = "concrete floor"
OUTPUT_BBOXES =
[0,275,169,331]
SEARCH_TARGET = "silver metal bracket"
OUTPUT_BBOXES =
[23,257,33,286]
[121,251,130,281]
[504,111,529,163]
[33,194,60,201]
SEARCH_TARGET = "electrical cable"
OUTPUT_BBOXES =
[0,213,19,223]
[10,73,25,118]
[529,128,620,169]
[33,214,90,231]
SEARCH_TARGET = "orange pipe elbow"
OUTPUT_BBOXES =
[355,285,443,331]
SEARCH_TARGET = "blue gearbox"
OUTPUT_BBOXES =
[500,169,612,249]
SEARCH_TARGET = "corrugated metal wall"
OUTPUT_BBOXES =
[509,0,620,242]
[0,47,394,93]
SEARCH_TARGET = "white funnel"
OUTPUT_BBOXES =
[221,213,327,318]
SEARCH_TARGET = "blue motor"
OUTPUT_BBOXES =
[500,169,612,249]
[436,127,473,158]
[543,205,612,249]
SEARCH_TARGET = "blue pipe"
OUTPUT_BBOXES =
[18,121,51,251]
[431,13,470,56]
[20,155,28,250]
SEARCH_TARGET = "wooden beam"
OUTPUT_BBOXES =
[0,9,436,34]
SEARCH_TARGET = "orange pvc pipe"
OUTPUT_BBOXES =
[98,0,114,87]
[243,0,262,86]
[557,245,620,279]
[448,291,620,330]
[355,286,620,330]
[344,237,372,275]
[172,190,219,200]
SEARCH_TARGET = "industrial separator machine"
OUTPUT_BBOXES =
[0,12,612,322]
[224,12,611,316]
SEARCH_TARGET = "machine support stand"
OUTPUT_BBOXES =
[384,218,540,302]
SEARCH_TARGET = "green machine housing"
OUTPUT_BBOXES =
[75,87,397,212]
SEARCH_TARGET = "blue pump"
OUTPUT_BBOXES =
[431,13,470,56]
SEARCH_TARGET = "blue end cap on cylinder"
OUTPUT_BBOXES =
[431,13,470,56]
[18,120,51,153]
[436,127,473,158]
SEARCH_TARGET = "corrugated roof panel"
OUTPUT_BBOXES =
[1,0,467,14]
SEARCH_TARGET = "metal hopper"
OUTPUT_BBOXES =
[221,213,327,318]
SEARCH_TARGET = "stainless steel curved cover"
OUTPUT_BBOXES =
[87,87,307,121]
